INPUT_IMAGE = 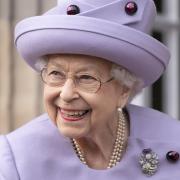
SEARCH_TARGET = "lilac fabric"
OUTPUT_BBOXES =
[0,104,180,180]
[14,0,170,87]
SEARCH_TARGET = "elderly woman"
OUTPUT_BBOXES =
[1,0,180,179]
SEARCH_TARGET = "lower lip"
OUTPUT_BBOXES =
[59,109,88,122]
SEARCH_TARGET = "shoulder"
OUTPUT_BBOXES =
[7,113,58,140]
[0,135,20,180]
[5,113,69,152]
[127,104,180,142]
[0,114,70,179]
[0,114,49,179]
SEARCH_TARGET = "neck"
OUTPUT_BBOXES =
[72,110,129,169]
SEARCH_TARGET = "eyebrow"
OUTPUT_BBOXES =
[76,66,99,73]
[48,61,65,68]
[48,61,100,74]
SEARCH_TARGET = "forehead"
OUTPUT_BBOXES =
[47,54,112,73]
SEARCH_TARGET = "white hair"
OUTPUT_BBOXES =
[110,64,144,102]
[35,56,49,71]
[35,55,144,101]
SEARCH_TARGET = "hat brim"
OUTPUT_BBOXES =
[15,15,170,87]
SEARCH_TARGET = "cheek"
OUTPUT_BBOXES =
[98,86,119,107]
[44,87,55,102]
[43,86,59,123]
[86,90,118,121]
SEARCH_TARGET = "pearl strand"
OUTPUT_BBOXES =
[71,109,127,169]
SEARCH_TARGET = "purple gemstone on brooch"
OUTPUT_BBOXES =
[67,5,80,15]
[166,151,179,163]
[143,148,152,154]
[125,2,138,15]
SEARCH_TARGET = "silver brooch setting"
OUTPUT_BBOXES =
[139,148,159,176]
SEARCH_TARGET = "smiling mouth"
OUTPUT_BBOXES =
[59,108,90,121]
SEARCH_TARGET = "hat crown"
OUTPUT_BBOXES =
[14,0,170,88]
[58,0,114,7]
[56,0,157,34]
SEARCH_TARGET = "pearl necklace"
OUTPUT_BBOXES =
[71,109,127,169]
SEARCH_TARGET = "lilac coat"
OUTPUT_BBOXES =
[0,104,180,180]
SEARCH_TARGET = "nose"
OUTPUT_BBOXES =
[59,79,79,102]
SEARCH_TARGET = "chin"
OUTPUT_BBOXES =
[57,125,89,139]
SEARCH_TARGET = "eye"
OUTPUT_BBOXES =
[77,74,98,84]
[48,70,65,79]
[80,75,95,79]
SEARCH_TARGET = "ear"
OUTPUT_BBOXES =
[116,84,131,108]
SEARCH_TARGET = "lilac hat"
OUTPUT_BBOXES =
[15,0,170,87]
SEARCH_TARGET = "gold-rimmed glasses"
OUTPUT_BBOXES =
[41,68,114,93]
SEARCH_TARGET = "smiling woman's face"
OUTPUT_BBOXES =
[43,54,130,138]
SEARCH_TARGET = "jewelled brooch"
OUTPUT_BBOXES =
[139,148,159,176]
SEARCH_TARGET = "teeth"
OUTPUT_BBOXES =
[79,111,84,115]
[61,109,87,116]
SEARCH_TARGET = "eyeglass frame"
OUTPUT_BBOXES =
[40,67,114,93]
